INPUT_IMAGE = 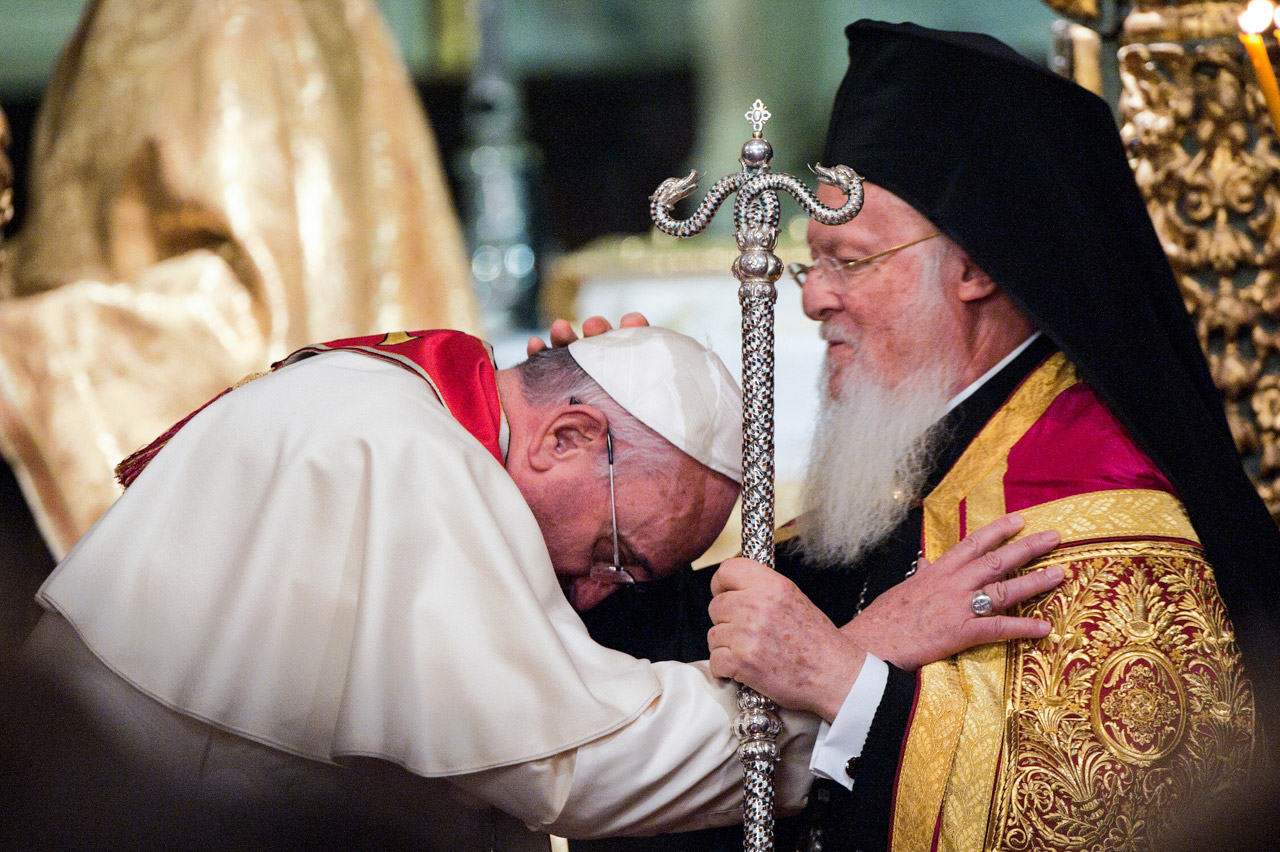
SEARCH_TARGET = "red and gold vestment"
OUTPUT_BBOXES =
[891,353,1254,852]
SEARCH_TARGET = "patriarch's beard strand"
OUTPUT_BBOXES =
[797,359,955,568]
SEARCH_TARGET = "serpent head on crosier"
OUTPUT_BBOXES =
[812,163,862,198]
[650,170,701,209]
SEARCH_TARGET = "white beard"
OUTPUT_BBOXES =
[797,255,964,568]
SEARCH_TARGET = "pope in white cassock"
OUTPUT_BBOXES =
[5,324,1047,852]
[9,325,814,852]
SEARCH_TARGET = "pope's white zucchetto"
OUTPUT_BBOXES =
[568,327,742,483]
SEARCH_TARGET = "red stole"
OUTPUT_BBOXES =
[116,330,503,486]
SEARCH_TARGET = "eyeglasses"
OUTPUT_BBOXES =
[566,396,641,587]
[786,231,942,287]
[589,429,639,586]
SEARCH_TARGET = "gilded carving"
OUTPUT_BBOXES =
[1043,0,1104,24]
[1124,2,1247,42]
[0,107,12,286]
[1119,36,1280,518]
[989,542,1254,850]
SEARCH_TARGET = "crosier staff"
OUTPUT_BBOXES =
[649,101,863,852]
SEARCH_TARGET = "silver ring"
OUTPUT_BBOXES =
[970,589,994,617]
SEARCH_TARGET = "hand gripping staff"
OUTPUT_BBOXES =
[649,101,863,852]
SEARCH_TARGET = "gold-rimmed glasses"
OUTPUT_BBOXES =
[786,231,941,287]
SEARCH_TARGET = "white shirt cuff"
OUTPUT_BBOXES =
[807,654,889,790]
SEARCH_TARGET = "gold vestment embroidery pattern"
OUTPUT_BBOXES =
[989,542,1254,851]
[897,353,1079,852]
[1018,489,1199,546]
[1094,647,1185,760]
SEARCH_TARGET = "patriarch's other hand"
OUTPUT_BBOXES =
[706,514,1062,721]
[842,514,1061,671]
[525,313,649,357]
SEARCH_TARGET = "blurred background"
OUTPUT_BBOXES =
[0,0,1084,574]
[0,0,1064,338]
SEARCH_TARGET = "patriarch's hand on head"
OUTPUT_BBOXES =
[842,513,1062,671]
[525,313,650,357]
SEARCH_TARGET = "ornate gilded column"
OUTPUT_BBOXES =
[1049,0,1280,520]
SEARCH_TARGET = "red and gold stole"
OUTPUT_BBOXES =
[889,353,1251,852]
[116,330,504,486]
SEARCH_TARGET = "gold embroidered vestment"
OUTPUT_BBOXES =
[891,354,1254,851]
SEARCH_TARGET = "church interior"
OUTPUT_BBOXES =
[4,0,1278,592]
[1,0,1279,848]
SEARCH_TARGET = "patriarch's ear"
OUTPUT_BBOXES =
[956,251,998,302]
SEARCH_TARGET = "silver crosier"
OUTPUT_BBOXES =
[649,100,863,852]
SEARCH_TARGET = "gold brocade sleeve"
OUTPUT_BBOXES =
[0,0,478,557]
[898,503,1255,852]
[986,537,1254,851]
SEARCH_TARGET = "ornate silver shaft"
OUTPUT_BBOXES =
[734,223,781,567]
[648,100,862,852]
[733,217,782,852]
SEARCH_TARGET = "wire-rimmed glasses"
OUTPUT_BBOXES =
[587,430,637,586]
[786,231,941,287]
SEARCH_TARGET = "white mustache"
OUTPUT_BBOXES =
[819,323,858,347]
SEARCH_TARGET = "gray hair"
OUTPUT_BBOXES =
[515,347,685,479]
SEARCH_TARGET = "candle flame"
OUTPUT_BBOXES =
[1240,0,1276,34]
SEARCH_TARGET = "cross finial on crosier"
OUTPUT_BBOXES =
[745,99,771,136]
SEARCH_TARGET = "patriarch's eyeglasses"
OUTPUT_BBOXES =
[786,232,941,287]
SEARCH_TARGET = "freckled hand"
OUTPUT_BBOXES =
[649,100,864,852]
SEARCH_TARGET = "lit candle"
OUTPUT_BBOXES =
[1240,0,1280,137]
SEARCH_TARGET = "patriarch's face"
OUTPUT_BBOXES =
[802,182,968,401]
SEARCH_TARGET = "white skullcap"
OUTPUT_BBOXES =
[568,327,743,483]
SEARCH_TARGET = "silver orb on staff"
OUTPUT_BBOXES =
[649,100,863,852]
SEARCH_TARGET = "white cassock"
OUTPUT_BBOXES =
[29,351,816,845]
